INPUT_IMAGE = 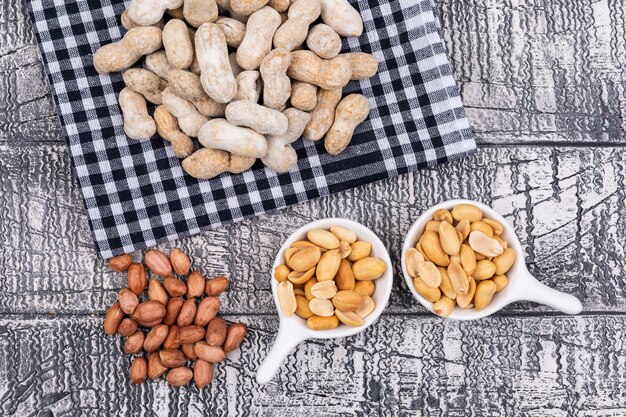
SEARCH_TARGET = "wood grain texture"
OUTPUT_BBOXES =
[0,315,625,416]
[0,145,623,315]
[0,0,61,144]
[1,0,625,145]
[1,0,625,415]
[434,0,626,144]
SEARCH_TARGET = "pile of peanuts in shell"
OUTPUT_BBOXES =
[274,227,387,330]
[407,204,517,316]
[103,249,247,388]
[92,0,379,179]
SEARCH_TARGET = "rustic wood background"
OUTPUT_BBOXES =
[1,0,625,415]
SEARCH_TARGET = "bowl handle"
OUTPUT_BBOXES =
[515,272,583,315]
[256,321,306,385]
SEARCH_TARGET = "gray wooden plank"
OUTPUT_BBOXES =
[1,0,625,145]
[0,0,61,144]
[435,0,626,144]
[0,145,623,315]
[0,315,624,416]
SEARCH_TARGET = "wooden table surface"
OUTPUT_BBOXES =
[1,0,625,415]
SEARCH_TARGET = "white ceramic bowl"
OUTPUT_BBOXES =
[256,218,393,384]
[401,199,583,320]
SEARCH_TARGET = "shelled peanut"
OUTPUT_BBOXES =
[103,248,247,388]
[274,226,386,330]
[407,204,516,316]
[92,0,379,178]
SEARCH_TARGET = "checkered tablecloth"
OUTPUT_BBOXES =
[27,0,476,258]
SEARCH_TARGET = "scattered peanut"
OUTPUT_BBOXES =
[104,248,244,388]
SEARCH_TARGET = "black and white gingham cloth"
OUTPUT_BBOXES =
[28,0,476,258]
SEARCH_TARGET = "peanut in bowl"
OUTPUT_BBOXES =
[401,199,583,320]
[256,218,393,384]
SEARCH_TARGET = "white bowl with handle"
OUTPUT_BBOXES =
[401,199,583,320]
[256,218,393,384]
